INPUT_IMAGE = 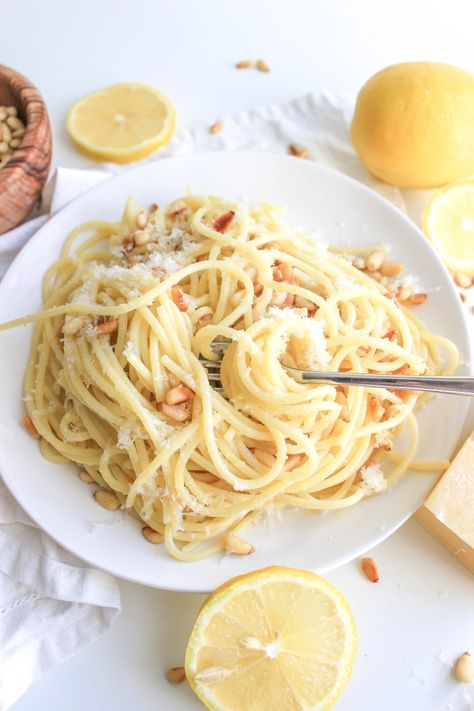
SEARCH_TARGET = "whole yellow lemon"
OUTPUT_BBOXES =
[350,62,474,188]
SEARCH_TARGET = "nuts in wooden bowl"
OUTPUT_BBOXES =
[0,65,52,235]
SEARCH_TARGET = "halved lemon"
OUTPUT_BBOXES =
[423,180,474,276]
[66,83,175,163]
[185,566,357,711]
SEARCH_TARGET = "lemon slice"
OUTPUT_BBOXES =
[423,180,474,276]
[66,83,175,163]
[185,566,357,711]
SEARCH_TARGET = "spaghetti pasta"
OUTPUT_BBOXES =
[9,194,458,561]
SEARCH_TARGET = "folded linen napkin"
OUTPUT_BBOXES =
[0,90,471,711]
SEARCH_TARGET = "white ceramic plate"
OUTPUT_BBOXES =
[0,152,471,592]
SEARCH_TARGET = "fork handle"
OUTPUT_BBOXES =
[285,369,474,396]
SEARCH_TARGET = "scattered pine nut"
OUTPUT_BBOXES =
[294,295,316,313]
[195,313,213,330]
[62,316,86,336]
[365,250,385,272]
[253,282,264,296]
[135,209,148,229]
[253,448,277,467]
[79,470,94,483]
[213,210,235,233]
[335,391,350,422]
[94,490,121,511]
[460,292,466,303]
[369,397,384,422]
[384,329,397,342]
[133,230,149,246]
[454,272,472,289]
[224,532,254,555]
[171,285,188,312]
[166,384,195,406]
[288,144,310,159]
[284,453,306,471]
[142,526,164,544]
[256,58,270,73]
[150,202,159,212]
[235,59,254,69]
[166,667,186,684]
[401,292,427,306]
[454,652,474,683]
[380,262,404,277]
[157,401,191,422]
[96,317,118,335]
[167,201,187,218]
[22,414,40,438]
[353,256,366,270]
[209,120,224,135]
[361,556,379,583]
[396,285,413,302]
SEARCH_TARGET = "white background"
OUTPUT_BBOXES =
[2,1,474,709]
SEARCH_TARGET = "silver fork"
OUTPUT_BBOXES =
[200,339,474,396]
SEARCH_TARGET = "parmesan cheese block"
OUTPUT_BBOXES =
[416,431,474,573]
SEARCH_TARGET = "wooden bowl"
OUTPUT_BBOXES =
[0,65,52,235]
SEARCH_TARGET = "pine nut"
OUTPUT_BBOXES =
[94,490,121,510]
[157,401,191,422]
[12,127,25,138]
[79,470,94,483]
[135,209,148,229]
[62,316,85,336]
[23,414,40,438]
[171,285,188,312]
[253,448,276,467]
[166,384,194,405]
[365,250,385,272]
[166,667,186,684]
[454,272,472,289]
[133,230,149,246]
[6,116,23,130]
[256,58,270,72]
[401,292,427,306]
[353,256,366,270]
[288,144,309,158]
[195,313,213,330]
[224,532,254,555]
[235,59,254,69]
[454,652,474,683]
[5,106,18,117]
[253,282,264,296]
[294,295,316,313]
[213,211,235,233]
[96,318,118,335]
[0,142,9,154]
[9,138,20,149]
[209,120,224,135]
[335,391,350,422]
[284,453,305,471]
[380,262,404,277]
[369,397,384,422]
[460,292,466,303]
[142,526,164,544]
[361,556,379,582]
[0,108,6,121]
[270,290,288,307]
[1,124,11,143]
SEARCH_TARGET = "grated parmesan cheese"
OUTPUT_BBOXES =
[360,462,388,493]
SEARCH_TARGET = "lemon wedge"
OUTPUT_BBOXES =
[66,83,175,163]
[185,566,357,711]
[423,180,474,276]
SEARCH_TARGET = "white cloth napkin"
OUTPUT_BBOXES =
[0,90,471,711]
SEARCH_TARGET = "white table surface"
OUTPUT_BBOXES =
[2,1,474,709]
